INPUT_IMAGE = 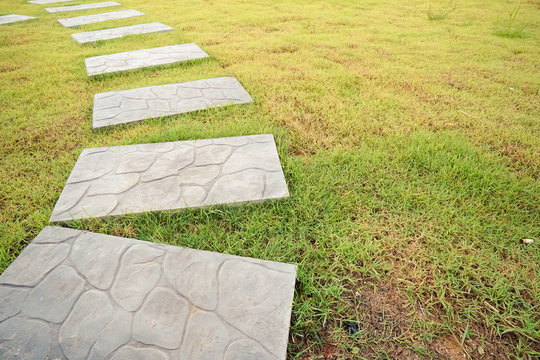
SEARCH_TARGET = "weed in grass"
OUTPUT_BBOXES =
[494,0,527,38]
[427,1,456,21]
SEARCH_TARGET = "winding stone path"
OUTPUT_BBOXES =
[92,77,253,128]
[72,22,173,43]
[45,1,120,13]
[58,9,143,27]
[0,14,36,24]
[50,134,288,222]
[86,43,209,76]
[0,226,296,360]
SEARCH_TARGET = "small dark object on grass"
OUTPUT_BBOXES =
[343,320,360,337]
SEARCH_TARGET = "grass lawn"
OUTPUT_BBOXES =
[0,0,538,358]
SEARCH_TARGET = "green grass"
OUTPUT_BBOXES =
[493,0,528,38]
[427,1,456,21]
[1,0,539,358]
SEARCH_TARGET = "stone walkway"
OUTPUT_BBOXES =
[92,77,253,128]
[58,9,143,27]
[72,22,173,43]
[2,0,297,358]
[0,226,296,360]
[0,14,36,24]
[45,1,121,14]
[86,43,209,76]
[50,135,289,222]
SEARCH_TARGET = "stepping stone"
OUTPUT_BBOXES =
[45,1,121,13]
[86,43,209,76]
[49,134,289,222]
[72,22,172,44]
[0,226,296,360]
[29,0,76,4]
[58,9,143,27]
[92,77,253,128]
[0,14,36,24]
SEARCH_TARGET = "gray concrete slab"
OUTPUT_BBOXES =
[72,22,173,43]
[92,77,253,128]
[0,226,296,360]
[0,14,36,24]
[86,43,209,76]
[49,134,288,222]
[58,9,143,27]
[45,1,120,13]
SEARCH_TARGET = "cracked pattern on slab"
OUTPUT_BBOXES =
[86,43,209,76]
[0,14,36,24]
[0,226,296,360]
[29,0,75,4]
[50,134,288,222]
[92,77,253,128]
[45,1,121,13]
[72,22,173,44]
[58,9,143,27]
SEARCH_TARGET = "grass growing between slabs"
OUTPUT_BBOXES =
[0,0,538,358]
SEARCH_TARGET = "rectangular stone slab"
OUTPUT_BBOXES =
[49,134,289,222]
[0,226,296,360]
[85,43,209,76]
[92,77,253,129]
[58,9,143,27]
[72,22,173,44]
[0,14,36,24]
[45,1,121,13]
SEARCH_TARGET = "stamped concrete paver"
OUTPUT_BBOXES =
[49,134,288,222]
[86,43,209,76]
[92,77,253,128]
[45,1,120,13]
[72,22,172,43]
[58,9,143,27]
[0,226,296,360]
[0,14,36,24]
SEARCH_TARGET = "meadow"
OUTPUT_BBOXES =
[0,0,538,358]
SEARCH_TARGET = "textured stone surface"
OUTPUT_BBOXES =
[72,22,173,44]
[50,134,288,222]
[22,265,84,323]
[86,43,209,76]
[45,1,120,13]
[0,14,36,25]
[0,243,69,286]
[164,247,221,310]
[132,287,189,349]
[59,290,114,359]
[92,77,253,128]
[0,318,51,360]
[180,311,230,360]
[0,227,296,359]
[218,259,296,356]
[87,309,131,360]
[0,287,27,322]
[111,244,163,311]
[58,9,143,27]
[225,339,275,360]
[71,232,130,289]
[110,346,168,360]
